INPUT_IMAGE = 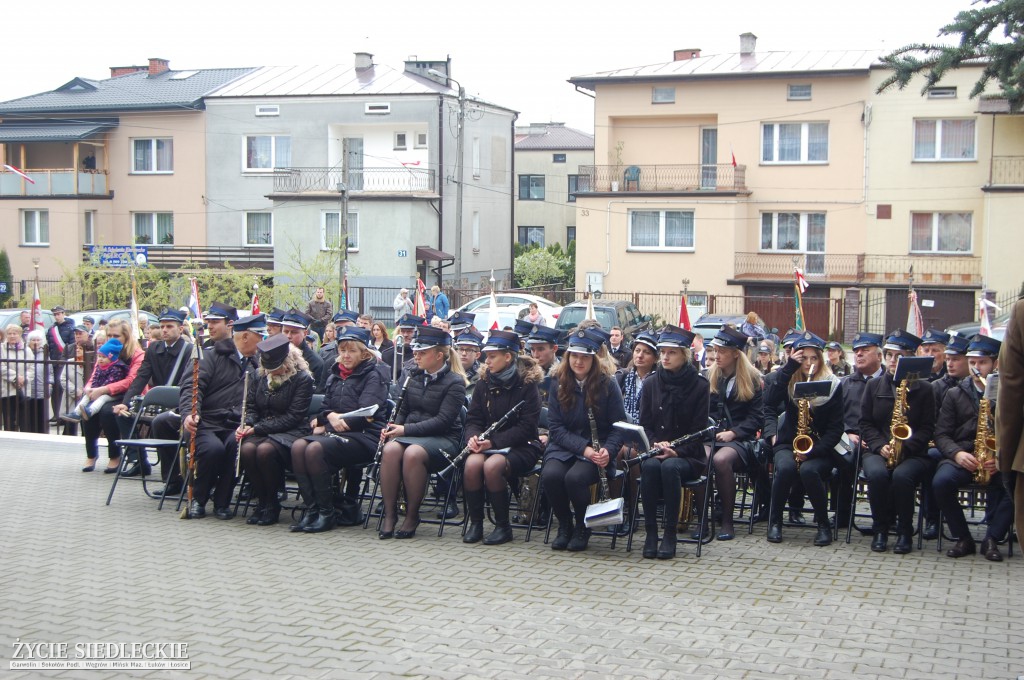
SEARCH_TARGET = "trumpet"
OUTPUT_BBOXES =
[622,423,718,468]
[438,400,526,475]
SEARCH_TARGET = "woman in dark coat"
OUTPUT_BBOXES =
[765,332,844,546]
[290,326,389,533]
[462,330,543,546]
[638,325,710,560]
[541,328,627,553]
[378,325,468,539]
[236,334,314,526]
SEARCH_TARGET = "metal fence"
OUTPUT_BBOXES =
[0,352,91,435]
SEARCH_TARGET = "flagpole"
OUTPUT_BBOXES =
[31,258,42,332]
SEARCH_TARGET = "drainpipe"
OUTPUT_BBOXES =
[510,112,518,288]
[437,95,444,280]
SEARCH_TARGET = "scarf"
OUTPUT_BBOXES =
[336,363,354,381]
[487,360,518,387]
[656,363,696,430]
[621,368,645,421]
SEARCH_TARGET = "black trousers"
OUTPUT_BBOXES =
[150,412,183,484]
[793,452,852,524]
[541,458,599,526]
[190,427,237,509]
[81,401,121,460]
[862,452,934,534]
[932,464,1013,542]
[640,456,701,531]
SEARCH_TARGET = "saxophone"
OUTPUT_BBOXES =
[792,363,816,467]
[972,369,997,485]
[886,378,912,470]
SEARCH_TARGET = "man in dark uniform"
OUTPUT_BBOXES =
[382,314,423,389]
[203,302,238,347]
[47,305,77,421]
[920,328,950,382]
[837,332,884,530]
[180,313,264,519]
[281,310,325,392]
[933,335,1011,560]
[454,329,484,389]
[526,325,561,403]
[333,310,359,329]
[266,308,286,337]
[447,311,476,335]
[115,308,193,478]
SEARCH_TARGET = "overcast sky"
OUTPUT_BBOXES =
[3,0,974,132]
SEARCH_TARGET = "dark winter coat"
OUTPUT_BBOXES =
[300,342,326,393]
[768,357,844,458]
[121,337,192,404]
[761,369,786,441]
[244,368,314,448]
[545,373,627,463]
[931,373,961,420]
[709,373,765,443]
[179,338,256,432]
[840,368,883,434]
[466,358,542,451]
[935,377,986,460]
[319,357,389,450]
[396,363,467,438]
[639,363,710,462]
[47,319,76,360]
[859,372,935,459]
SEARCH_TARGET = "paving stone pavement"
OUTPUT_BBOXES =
[1,432,1022,680]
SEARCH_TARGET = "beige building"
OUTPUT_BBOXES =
[514,123,594,250]
[569,35,1023,337]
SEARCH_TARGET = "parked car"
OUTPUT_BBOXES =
[553,299,652,340]
[692,314,777,346]
[0,308,56,332]
[457,293,562,325]
[467,309,523,334]
[946,311,1011,342]
[70,309,160,330]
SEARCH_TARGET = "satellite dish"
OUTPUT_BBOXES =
[135,253,148,266]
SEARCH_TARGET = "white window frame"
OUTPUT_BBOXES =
[787,84,812,101]
[627,210,696,252]
[84,210,95,245]
[652,87,676,104]
[913,118,977,161]
[472,210,480,252]
[472,137,481,179]
[415,132,428,149]
[255,104,280,117]
[242,135,291,172]
[759,212,826,253]
[131,138,173,174]
[243,212,274,247]
[22,209,49,246]
[394,132,407,150]
[761,122,829,164]
[927,87,957,99]
[132,212,174,247]
[320,210,360,252]
[910,212,973,254]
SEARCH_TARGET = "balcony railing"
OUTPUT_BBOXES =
[0,169,109,197]
[273,167,436,194]
[81,245,274,271]
[576,164,747,193]
[987,156,1024,187]
[734,252,982,287]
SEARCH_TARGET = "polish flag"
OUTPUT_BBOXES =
[30,281,43,331]
[730,145,737,168]
[3,164,35,184]
[250,286,260,316]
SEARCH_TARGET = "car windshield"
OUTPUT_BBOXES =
[556,307,617,330]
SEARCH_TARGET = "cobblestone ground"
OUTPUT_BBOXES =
[1,432,1022,679]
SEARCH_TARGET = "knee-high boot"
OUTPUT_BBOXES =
[304,474,337,533]
[289,474,318,532]
[484,487,513,545]
[463,489,485,543]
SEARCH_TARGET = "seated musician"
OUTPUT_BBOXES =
[540,328,626,553]
[290,326,388,534]
[235,333,314,526]
[765,332,844,546]
[454,329,484,390]
[615,330,658,516]
[859,329,936,554]
[933,335,1012,561]
[462,330,543,546]
[180,314,264,520]
[377,326,468,539]
[637,325,710,560]
[706,325,764,541]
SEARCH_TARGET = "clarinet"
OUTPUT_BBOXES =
[371,375,411,474]
[439,400,526,475]
[235,369,250,478]
[587,408,611,503]
[622,423,718,468]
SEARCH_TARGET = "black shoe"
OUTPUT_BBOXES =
[923,521,939,541]
[893,534,913,554]
[980,537,1003,562]
[121,463,141,478]
[81,461,96,472]
[567,526,591,552]
[690,522,709,540]
[290,508,319,533]
[256,505,280,526]
[189,501,206,519]
[642,531,659,559]
[871,530,888,552]
[484,525,513,545]
[813,521,833,547]
[946,538,977,558]
[246,506,266,525]
[657,532,677,560]
[394,525,417,539]
[767,523,783,543]
[214,507,234,521]
[303,509,335,533]
[153,482,183,498]
[463,522,484,544]
[238,482,253,502]
[788,511,806,525]
[552,522,573,551]
[436,500,459,520]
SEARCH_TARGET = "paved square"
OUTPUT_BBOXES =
[1,432,1021,679]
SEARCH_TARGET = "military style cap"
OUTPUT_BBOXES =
[410,325,452,350]
[965,334,1002,358]
[447,311,476,332]
[335,325,371,346]
[513,318,535,338]
[633,331,659,353]
[281,310,313,329]
[396,314,426,329]
[526,325,560,347]
[482,329,520,353]
[921,328,951,346]
[851,332,883,350]
[565,328,606,355]
[454,328,485,349]
[266,307,286,324]
[710,325,749,350]
[205,302,239,322]
[233,313,268,335]
[792,331,826,351]
[332,310,359,325]
[883,329,923,353]
[656,325,696,349]
[781,329,804,348]
[944,334,970,355]
[258,333,291,370]
[158,307,187,324]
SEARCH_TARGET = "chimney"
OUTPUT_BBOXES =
[739,32,757,56]
[404,56,452,86]
[673,48,701,61]
[110,65,148,78]
[148,58,170,76]
[354,52,374,71]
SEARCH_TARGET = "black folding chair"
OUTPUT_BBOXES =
[108,386,181,505]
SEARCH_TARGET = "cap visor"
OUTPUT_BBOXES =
[565,346,596,355]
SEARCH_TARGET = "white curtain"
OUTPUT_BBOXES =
[630,211,659,247]
[246,213,271,245]
[156,139,173,171]
[914,120,937,159]
[664,211,694,248]
[806,213,826,252]
[247,136,272,169]
[911,213,934,251]
[156,213,174,244]
[937,212,972,252]
[760,213,773,249]
[807,124,828,161]
[133,140,151,172]
[941,120,975,159]
[778,124,801,162]
[777,213,800,249]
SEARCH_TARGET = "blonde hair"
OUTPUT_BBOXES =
[335,338,375,364]
[444,346,468,384]
[261,344,311,383]
[787,348,833,398]
[105,319,140,360]
[708,347,762,402]
[745,311,761,325]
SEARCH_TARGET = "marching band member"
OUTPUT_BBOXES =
[462,330,543,545]
[616,331,658,425]
[378,326,467,539]
[754,340,780,376]
[706,325,765,541]
[236,334,314,526]
[826,341,852,377]
[859,330,936,554]
[527,325,561,402]
[266,308,285,337]
[765,332,844,546]
[180,314,264,519]
[933,335,1011,561]
[762,330,808,525]
[290,326,388,533]
[454,329,484,390]
[838,331,884,531]
[280,310,326,392]
[638,325,710,559]
[541,328,626,552]
[202,302,238,348]
[381,313,422,376]
[920,328,951,382]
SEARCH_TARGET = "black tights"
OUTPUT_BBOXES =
[380,441,430,533]
[712,444,745,531]
[463,452,511,494]
[291,439,329,477]
[541,458,598,526]
[239,440,284,507]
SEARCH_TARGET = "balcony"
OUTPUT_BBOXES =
[0,169,109,198]
[576,164,747,194]
[82,245,273,271]
[984,156,1024,190]
[734,252,982,287]
[272,167,436,195]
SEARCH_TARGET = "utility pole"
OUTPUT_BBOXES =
[337,140,350,311]
[429,68,465,287]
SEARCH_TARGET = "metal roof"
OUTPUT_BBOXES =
[209,63,457,98]
[0,68,257,115]
[515,124,594,151]
[0,121,115,142]
[570,50,880,88]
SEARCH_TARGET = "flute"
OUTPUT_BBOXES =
[235,369,250,478]
[439,400,526,475]
[622,423,718,468]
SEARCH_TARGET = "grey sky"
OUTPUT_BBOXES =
[3,0,973,132]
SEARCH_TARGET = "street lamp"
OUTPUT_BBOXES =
[337,181,349,310]
[428,68,465,286]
